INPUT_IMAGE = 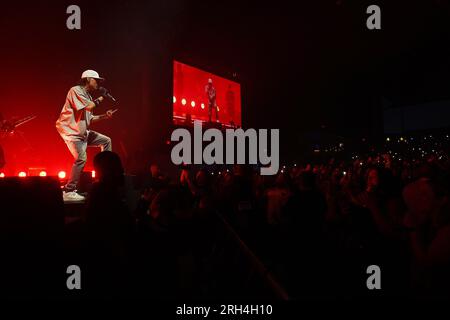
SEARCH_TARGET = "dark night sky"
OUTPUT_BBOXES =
[1,0,449,170]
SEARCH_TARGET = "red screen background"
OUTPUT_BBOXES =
[173,61,241,127]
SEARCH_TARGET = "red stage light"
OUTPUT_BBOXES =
[173,96,176,103]
[92,170,96,178]
[201,103,205,109]
[58,171,66,179]
[39,171,47,177]
[191,101,195,107]
[18,171,27,177]
[181,98,187,106]
[0,173,5,178]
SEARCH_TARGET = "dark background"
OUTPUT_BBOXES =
[1,0,449,173]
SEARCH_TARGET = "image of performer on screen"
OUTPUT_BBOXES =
[56,70,116,202]
[205,78,218,122]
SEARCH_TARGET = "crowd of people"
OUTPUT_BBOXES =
[67,136,450,298]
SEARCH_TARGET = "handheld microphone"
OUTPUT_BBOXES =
[106,92,116,102]
[99,87,117,102]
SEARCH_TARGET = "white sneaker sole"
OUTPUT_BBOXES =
[63,198,85,203]
[63,193,85,203]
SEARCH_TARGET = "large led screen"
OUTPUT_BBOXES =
[173,61,241,127]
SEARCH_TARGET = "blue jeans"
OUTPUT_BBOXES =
[64,130,112,192]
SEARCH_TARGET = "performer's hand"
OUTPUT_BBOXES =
[106,109,114,118]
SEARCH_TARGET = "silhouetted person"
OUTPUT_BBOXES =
[282,171,327,297]
[84,151,135,297]
[404,175,450,296]
[266,172,292,226]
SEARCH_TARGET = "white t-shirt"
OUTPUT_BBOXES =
[56,85,94,141]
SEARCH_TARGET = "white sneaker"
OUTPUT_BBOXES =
[63,191,85,202]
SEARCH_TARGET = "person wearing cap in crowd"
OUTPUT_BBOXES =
[56,69,116,202]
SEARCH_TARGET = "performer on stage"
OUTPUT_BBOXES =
[56,70,115,201]
[205,78,218,122]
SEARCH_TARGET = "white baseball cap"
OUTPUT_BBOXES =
[81,69,105,81]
